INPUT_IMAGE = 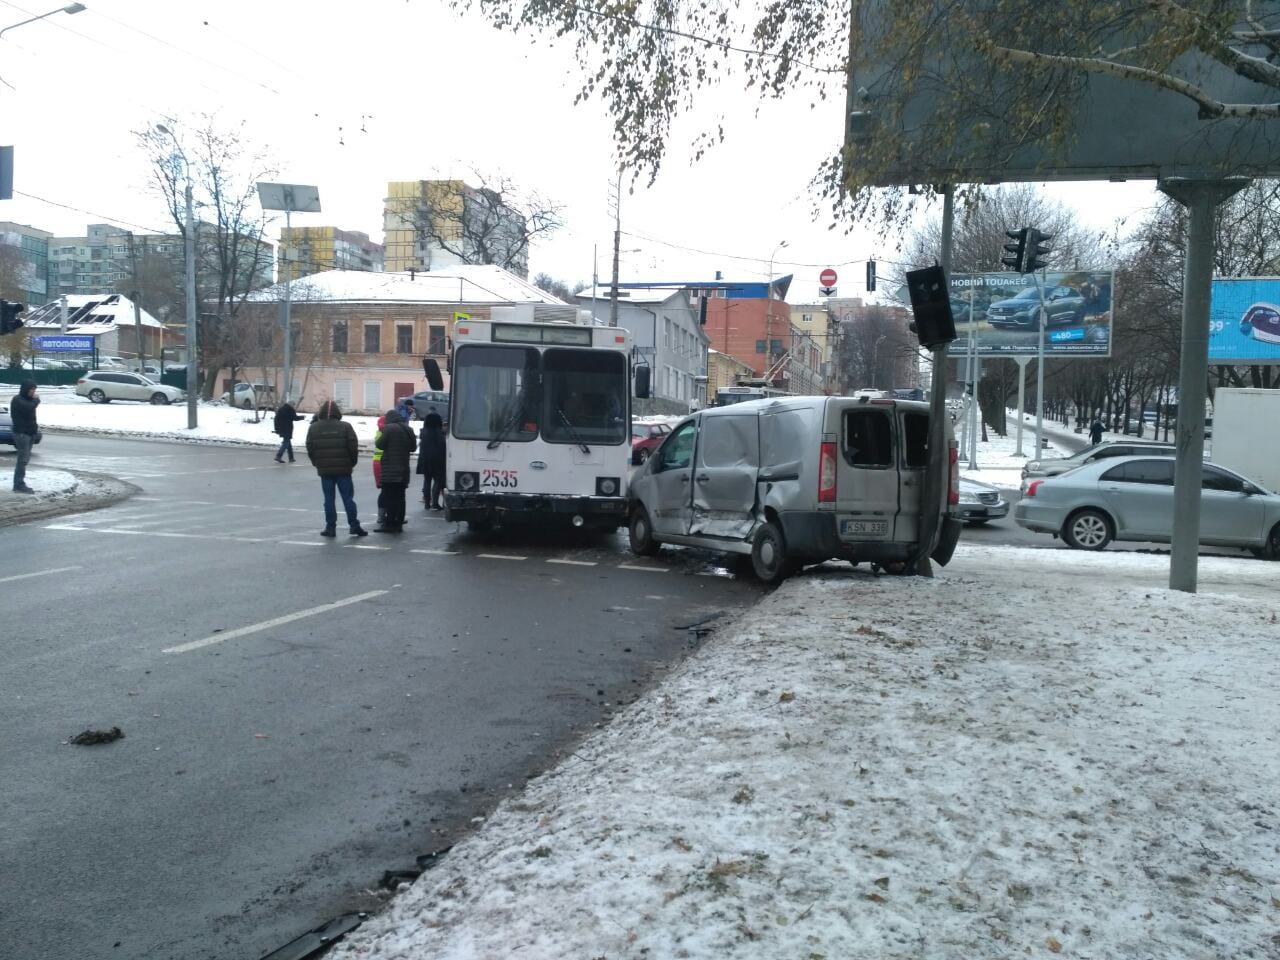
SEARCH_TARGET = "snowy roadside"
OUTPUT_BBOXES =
[959,426,1066,490]
[0,466,77,501]
[331,542,1279,960]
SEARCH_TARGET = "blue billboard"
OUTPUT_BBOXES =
[1209,278,1280,363]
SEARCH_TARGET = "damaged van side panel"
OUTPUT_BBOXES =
[689,414,761,538]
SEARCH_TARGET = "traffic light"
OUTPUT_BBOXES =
[904,265,957,349]
[1026,228,1053,273]
[866,259,877,292]
[0,300,25,335]
[1002,228,1028,273]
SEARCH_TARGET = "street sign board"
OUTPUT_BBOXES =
[819,268,838,287]
[33,335,94,353]
[1209,278,1280,363]
[943,271,1113,357]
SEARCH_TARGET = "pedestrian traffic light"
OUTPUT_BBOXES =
[0,299,25,335]
[866,259,877,292]
[904,265,957,349]
[1025,228,1053,273]
[1002,228,1028,273]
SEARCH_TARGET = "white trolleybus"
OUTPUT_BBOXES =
[444,311,650,532]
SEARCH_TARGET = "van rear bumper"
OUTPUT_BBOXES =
[445,491,628,528]
[778,512,961,567]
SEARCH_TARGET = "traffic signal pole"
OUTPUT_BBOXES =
[1031,267,1047,457]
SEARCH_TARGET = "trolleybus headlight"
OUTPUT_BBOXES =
[457,471,479,491]
[596,476,620,496]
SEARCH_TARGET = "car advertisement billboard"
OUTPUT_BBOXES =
[944,271,1113,357]
[1209,278,1280,364]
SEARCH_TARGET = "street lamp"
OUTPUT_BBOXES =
[155,123,199,429]
[0,3,85,40]
[257,183,321,404]
[765,240,788,381]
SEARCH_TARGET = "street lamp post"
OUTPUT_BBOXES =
[154,123,199,429]
[765,240,788,381]
[0,3,85,40]
[257,183,321,403]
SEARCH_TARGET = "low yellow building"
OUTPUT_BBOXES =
[706,349,756,400]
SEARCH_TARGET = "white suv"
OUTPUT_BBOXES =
[76,371,186,405]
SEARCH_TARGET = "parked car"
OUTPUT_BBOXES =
[985,286,1085,330]
[630,421,670,464]
[95,356,130,370]
[1021,439,1175,486]
[951,476,1009,525]
[406,390,451,423]
[76,371,185,405]
[627,396,962,582]
[29,357,73,370]
[220,382,277,410]
[126,362,162,377]
[1015,455,1280,556]
[0,402,12,445]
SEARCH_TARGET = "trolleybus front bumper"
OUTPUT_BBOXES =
[445,491,628,529]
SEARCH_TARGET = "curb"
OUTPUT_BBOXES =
[40,425,380,454]
[0,469,139,528]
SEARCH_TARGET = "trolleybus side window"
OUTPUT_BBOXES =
[452,345,539,443]
[542,348,627,446]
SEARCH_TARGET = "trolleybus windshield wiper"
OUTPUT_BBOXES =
[486,391,527,449]
[555,406,591,454]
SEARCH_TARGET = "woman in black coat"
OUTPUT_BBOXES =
[374,409,416,532]
[416,412,447,510]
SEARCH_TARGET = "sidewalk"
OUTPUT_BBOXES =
[330,543,1280,960]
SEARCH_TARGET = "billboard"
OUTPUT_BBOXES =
[33,335,95,353]
[1209,278,1280,364]
[944,271,1113,357]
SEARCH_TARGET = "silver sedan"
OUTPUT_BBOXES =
[1014,455,1280,557]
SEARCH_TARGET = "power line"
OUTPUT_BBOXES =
[15,191,170,235]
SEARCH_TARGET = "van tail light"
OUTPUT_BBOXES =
[948,444,960,505]
[1026,479,1044,497]
[819,441,837,503]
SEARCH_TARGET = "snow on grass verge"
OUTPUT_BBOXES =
[332,544,1280,960]
[0,467,76,501]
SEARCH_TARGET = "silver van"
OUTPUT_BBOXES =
[627,396,961,582]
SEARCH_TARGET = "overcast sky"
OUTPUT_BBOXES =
[0,0,1165,301]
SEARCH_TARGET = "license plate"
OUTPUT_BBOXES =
[841,518,888,537]
[481,468,519,489]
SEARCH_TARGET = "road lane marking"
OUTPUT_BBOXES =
[0,565,81,584]
[476,553,527,561]
[280,540,326,547]
[345,544,390,550]
[163,590,389,654]
[411,548,458,556]
[618,563,669,573]
[546,558,597,566]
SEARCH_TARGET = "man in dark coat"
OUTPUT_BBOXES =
[1089,417,1105,445]
[273,398,305,463]
[304,400,368,537]
[374,409,416,532]
[10,379,39,494]
[416,411,447,510]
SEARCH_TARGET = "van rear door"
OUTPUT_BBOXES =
[690,414,759,539]
[835,404,902,541]
[896,408,929,544]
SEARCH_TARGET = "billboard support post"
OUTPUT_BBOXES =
[1160,177,1249,594]
[1031,269,1049,456]
[1013,356,1030,456]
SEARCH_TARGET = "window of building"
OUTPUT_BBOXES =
[770,339,784,355]
[332,320,348,353]
[396,324,413,354]
[802,313,812,323]
[363,380,381,410]
[363,324,381,353]
[755,339,766,354]
[427,323,446,355]
[664,318,673,349]
[334,379,353,408]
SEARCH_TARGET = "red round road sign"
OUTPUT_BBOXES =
[819,268,838,287]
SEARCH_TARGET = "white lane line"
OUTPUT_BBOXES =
[546,558,597,567]
[0,565,82,584]
[476,553,527,561]
[345,544,390,551]
[134,496,161,501]
[280,540,327,547]
[411,548,459,556]
[618,563,670,573]
[163,589,389,655]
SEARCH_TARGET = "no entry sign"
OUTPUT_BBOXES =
[819,268,838,287]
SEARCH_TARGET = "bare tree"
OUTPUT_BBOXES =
[531,273,584,302]
[137,116,277,398]
[832,306,913,393]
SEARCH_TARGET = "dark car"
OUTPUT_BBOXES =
[1240,302,1280,345]
[630,421,671,464]
[406,390,451,423]
[986,286,1085,330]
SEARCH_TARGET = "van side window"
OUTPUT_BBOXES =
[902,412,928,468]
[843,410,893,468]
[658,421,697,472]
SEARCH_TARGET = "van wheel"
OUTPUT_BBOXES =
[751,521,797,584]
[1063,509,1112,550]
[628,506,661,556]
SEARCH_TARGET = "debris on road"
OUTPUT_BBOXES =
[69,726,124,746]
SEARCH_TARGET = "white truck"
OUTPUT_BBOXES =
[1210,388,1280,491]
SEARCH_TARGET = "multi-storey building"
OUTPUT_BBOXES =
[790,301,837,391]
[0,221,52,304]
[383,180,529,278]
[278,226,383,283]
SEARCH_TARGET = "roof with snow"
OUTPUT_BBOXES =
[246,265,564,306]
[22,294,165,335]
[574,286,690,306]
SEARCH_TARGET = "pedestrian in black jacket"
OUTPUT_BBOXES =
[304,400,367,537]
[374,408,416,532]
[416,412,447,510]
[10,379,39,494]
[273,399,304,463]
[1089,418,1104,446]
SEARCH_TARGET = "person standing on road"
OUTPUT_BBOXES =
[304,400,368,538]
[374,408,416,533]
[10,379,39,494]
[396,396,415,424]
[416,411,447,510]
[272,398,304,463]
[372,414,387,526]
[1089,417,1104,445]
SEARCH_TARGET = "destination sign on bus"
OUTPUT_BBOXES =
[491,323,593,346]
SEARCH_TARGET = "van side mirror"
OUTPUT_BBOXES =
[634,363,651,400]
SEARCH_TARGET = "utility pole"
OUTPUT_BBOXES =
[128,233,145,371]
[609,168,621,327]
[184,182,198,429]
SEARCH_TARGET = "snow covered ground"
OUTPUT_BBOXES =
[958,425,1066,490]
[331,543,1280,960]
[17,390,381,446]
[0,467,76,501]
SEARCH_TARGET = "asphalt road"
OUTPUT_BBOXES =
[0,433,763,960]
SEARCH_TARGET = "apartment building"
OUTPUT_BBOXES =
[278,226,383,283]
[383,180,529,278]
[0,221,51,304]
